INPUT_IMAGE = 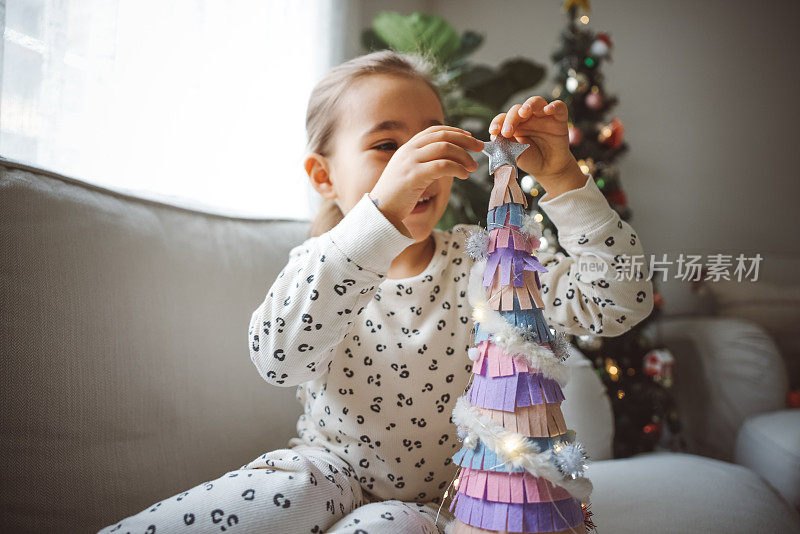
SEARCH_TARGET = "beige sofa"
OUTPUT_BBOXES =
[2,159,798,533]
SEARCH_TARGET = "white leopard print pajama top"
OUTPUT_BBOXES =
[248,174,654,506]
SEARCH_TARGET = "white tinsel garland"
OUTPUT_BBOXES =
[464,227,490,261]
[452,396,593,503]
[467,259,569,385]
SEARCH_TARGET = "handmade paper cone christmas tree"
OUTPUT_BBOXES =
[448,135,594,534]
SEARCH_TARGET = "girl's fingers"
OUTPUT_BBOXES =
[518,97,536,118]
[409,124,472,148]
[418,129,484,153]
[500,104,524,137]
[488,97,569,141]
[543,99,569,120]
[416,141,479,172]
[414,124,473,140]
[488,112,506,135]
[419,159,472,181]
[520,96,548,117]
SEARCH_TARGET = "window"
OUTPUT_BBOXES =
[1,0,347,219]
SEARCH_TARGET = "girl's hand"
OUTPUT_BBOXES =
[369,125,484,231]
[489,96,586,197]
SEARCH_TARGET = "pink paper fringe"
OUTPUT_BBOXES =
[474,340,552,377]
[488,226,535,254]
[456,467,573,503]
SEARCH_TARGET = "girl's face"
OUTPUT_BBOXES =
[318,73,451,242]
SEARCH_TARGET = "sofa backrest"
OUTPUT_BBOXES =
[0,161,308,532]
[0,160,614,532]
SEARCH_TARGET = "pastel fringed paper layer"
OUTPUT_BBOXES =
[453,433,573,473]
[452,519,585,534]
[455,468,574,503]
[452,397,592,502]
[488,166,528,210]
[451,493,585,534]
[499,303,554,344]
[472,340,537,377]
[468,261,568,385]
[486,260,547,314]
[469,372,565,411]
[488,225,537,254]
[478,405,570,437]
[483,246,547,288]
[488,202,524,230]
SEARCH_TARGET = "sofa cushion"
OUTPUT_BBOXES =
[587,452,800,532]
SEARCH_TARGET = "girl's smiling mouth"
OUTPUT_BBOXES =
[411,193,436,214]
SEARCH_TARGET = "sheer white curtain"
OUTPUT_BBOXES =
[1,0,348,219]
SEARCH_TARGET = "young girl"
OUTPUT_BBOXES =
[98,50,653,534]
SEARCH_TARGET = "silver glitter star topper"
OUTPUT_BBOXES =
[482,135,531,175]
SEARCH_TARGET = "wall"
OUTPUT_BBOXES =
[352,0,800,314]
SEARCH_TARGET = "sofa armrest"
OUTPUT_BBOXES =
[646,316,788,461]
[735,409,800,509]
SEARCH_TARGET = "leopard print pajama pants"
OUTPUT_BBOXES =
[96,444,452,534]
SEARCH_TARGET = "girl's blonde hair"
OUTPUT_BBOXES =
[305,49,443,237]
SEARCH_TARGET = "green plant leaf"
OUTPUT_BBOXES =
[457,65,497,91]
[465,58,546,108]
[373,12,461,63]
[444,96,496,122]
[450,30,485,64]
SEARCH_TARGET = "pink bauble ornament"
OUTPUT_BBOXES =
[586,91,604,110]
[596,32,613,49]
[589,39,609,58]
[568,126,583,146]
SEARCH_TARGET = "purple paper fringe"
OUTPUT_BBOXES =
[451,491,584,533]
[469,372,565,411]
[483,246,548,288]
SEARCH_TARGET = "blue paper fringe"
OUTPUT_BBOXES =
[488,202,524,230]
[452,432,575,473]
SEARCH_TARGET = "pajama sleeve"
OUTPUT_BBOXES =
[248,193,417,387]
[535,175,654,337]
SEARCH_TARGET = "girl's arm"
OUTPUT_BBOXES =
[248,193,416,387]
[536,174,654,336]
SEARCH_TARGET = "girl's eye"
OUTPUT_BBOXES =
[372,141,398,151]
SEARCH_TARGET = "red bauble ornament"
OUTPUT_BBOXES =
[599,117,625,148]
[643,422,662,436]
[585,91,604,110]
[606,188,628,208]
[568,126,583,146]
[644,349,675,380]
[788,389,800,408]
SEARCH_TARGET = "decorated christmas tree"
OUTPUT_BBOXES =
[524,0,684,458]
[447,135,595,533]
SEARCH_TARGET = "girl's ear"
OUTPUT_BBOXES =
[304,152,337,200]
